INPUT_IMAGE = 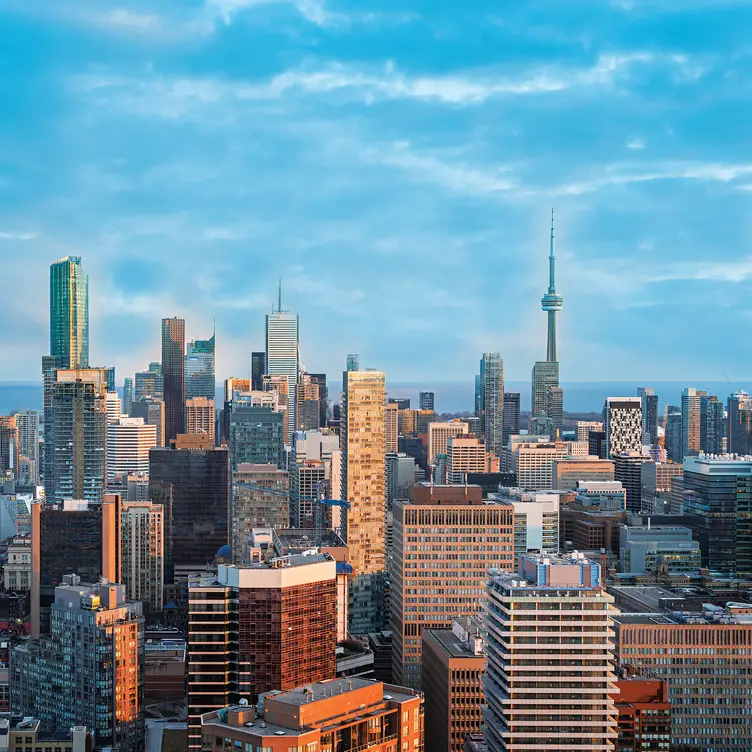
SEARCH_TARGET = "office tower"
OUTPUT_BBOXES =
[12,576,144,751]
[291,429,340,464]
[613,679,671,752]
[346,353,360,372]
[641,461,683,512]
[423,617,485,752]
[185,397,215,442]
[552,456,614,489]
[491,489,559,555]
[342,369,386,634]
[107,417,157,481]
[231,464,289,559]
[700,394,724,454]
[637,387,659,445]
[134,362,163,401]
[199,680,424,752]
[50,256,89,370]
[384,401,399,453]
[290,461,325,529]
[481,353,504,457]
[130,398,165,447]
[161,318,186,444]
[531,360,559,425]
[41,355,58,487]
[509,439,571,490]
[122,377,134,416]
[121,500,164,613]
[681,387,706,459]
[47,368,108,505]
[680,455,752,577]
[266,286,299,440]
[398,408,416,435]
[106,366,116,393]
[604,397,642,458]
[149,436,230,580]
[664,405,682,462]
[618,524,700,574]
[727,391,752,455]
[187,559,337,748]
[577,420,603,444]
[31,496,121,636]
[0,416,18,479]
[389,397,410,410]
[15,410,40,485]
[250,351,265,391]
[613,452,650,513]
[419,391,434,411]
[391,484,514,688]
[296,372,321,431]
[385,452,416,509]
[185,333,215,400]
[446,436,487,483]
[614,605,752,751]
[105,391,122,424]
[221,377,251,442]
[308,373,328,427]
[262,373,290,443]
[501,392,520,447]
[484,553,618,751]
[428,421,468,464]
[228,406,284,470]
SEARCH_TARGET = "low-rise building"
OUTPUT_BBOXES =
[614,678,671,752]
[0,718,91,752]
[4,536,31,591]
[619,525,701,574]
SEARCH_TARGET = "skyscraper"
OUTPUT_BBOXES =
[419,391,435,411]
[700,394,724,454]
[134,362,163,401]
[185,397,215,442]
[122,377,134,416]
[343,368,386,634]
[50,256,89,370]
[638,387,659,445]
[266,284,299,440]
[604,397,643,458]
[106,417,157,482]
[502,392,520,448]
[15,409,40,485]
[665,405,682,463]
[121,500,164,614]
[681,387,706,459]
[162,318,186,443]
[481,353,504,457]
[309,373,328,427]
[296,372,321,431]
[727,391,752,455]
[185,333,215,400]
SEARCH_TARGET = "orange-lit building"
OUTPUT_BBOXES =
[614,678,671,752]
[200,678,423,752]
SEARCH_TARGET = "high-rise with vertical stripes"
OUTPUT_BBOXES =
[161,317,186,443]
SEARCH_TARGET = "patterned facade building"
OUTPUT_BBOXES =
[604,398,643,458]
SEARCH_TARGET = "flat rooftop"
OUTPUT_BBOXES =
[268,679,419,708]
[425,627,484,660]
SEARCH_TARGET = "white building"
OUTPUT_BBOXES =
[490,489,559,556]
[105,391,122,424]
[265,303,299,440]
[604,397,643,457]
[106,417,157,481]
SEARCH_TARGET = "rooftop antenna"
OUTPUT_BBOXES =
[549,207,555,292]
[278,277,282,313]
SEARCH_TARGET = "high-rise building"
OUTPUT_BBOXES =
[509,440,572,490]
[162,317,186,443]
[185,397,215,442]
[727,391,752,455]
[296,372,320,431]
[0,416,18,479]
[681,387,706,459]
[346,353,360,373]
[198,679,424,752]
[50,256,89,370]
[637,387,659,445]
[664,405,682,463]
[428,421,468,465]
[12,575,144,752]
[342,368,386,635]
[107,417,157,482]
[490,489,559,556]
[446,436,487,484]
[187,558,337,749]
[531,360,559,427]
[484,553,618,751]
[122,377,134,416]
[700,394,724,454]
[613,452,651,513]
[385,401,399,453]
[482,353,504,457]
[577,420,604,444]
[105,390,122,424]
[121,500,164,614]
[423,617,485,752]
[389,397,410,410]
[385,452,416,510]
[552,456,614,489]
[149,436,230,581]
[31,497,121,636]
[231,463,289,559]
[262,373,291,444]
[613,679,671,752]
[266,286,299,440]
[47,368,108,505]
[502,392,520,448]
[419,391,435,411]
[185,333,215,400]
[604,397,643,458]
[309,373,328,427]
[130,398,165,447]
[134,362,163,401]
[391,484,514,688]
[680,454,752,577]
[15,410,40,485]
[228,405,284,470]
[250,351,265,391]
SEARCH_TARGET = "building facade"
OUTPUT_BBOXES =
[185,397,215,442]
[482,354,504,458]
[604,398,643,458]
[265,297,299,440]
[185,334,215,401]
[49,256,88,370]
[161,318,186,443]
[107,417,157,482]
[121,501,164,613]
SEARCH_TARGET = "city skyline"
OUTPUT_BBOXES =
[2,2,752,383]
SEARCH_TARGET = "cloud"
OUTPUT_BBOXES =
[206,0,333,27]
[626,137,645,149]
[0,232,36,240]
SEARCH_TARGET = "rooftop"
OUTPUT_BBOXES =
[425,618,485,660]
[267,678,420,708]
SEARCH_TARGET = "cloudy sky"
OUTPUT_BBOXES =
[1,0,752,386]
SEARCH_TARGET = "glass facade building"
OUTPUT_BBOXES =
[228,406,284,471]
[49,256,88,370]
[161,318,185,443]
[185,334,215,400]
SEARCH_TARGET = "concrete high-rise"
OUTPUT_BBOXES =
[162,317,186,443]
[342,368,386,634]
[637,387,659,445]
[604,397,643,458]
[419,391,435,411]
[391,484,513,688]
[130,398,165,447]
[185,397,215,442]
[296,372,320,431]
[428,420,468,465]
[385,401,399,453]
[613,452,651,513]
[185,333,215,400]
[15,410,40,485]
[681,387,706,459]
[482,353,504,457]
[50,256,89,370]
[107,417,157,482]
[484,553,618,751]
[502,392,520,448]
[700,394,724,454]
[266,284,299,440]
[727,391,752,455]
[446,435,487,484]
[121,500,164,614]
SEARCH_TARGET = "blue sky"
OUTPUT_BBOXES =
[2,0,752,387]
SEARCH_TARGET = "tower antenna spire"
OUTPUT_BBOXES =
[278,277,282,313]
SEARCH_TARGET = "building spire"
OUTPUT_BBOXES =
[278,277,282,313]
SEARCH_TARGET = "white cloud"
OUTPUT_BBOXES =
[0,232,37,240]
[626,137,645,149]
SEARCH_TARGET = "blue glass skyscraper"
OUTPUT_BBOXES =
[49,256,89,369]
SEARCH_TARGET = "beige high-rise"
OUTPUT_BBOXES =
[121,501,164,613]
[428,421,468,464]
[385,402,399,453]
[185,397,215,443]
[343,369,386,634]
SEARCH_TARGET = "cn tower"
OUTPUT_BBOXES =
[541,208,563,362]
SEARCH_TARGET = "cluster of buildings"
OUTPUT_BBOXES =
[0,232,749,752]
